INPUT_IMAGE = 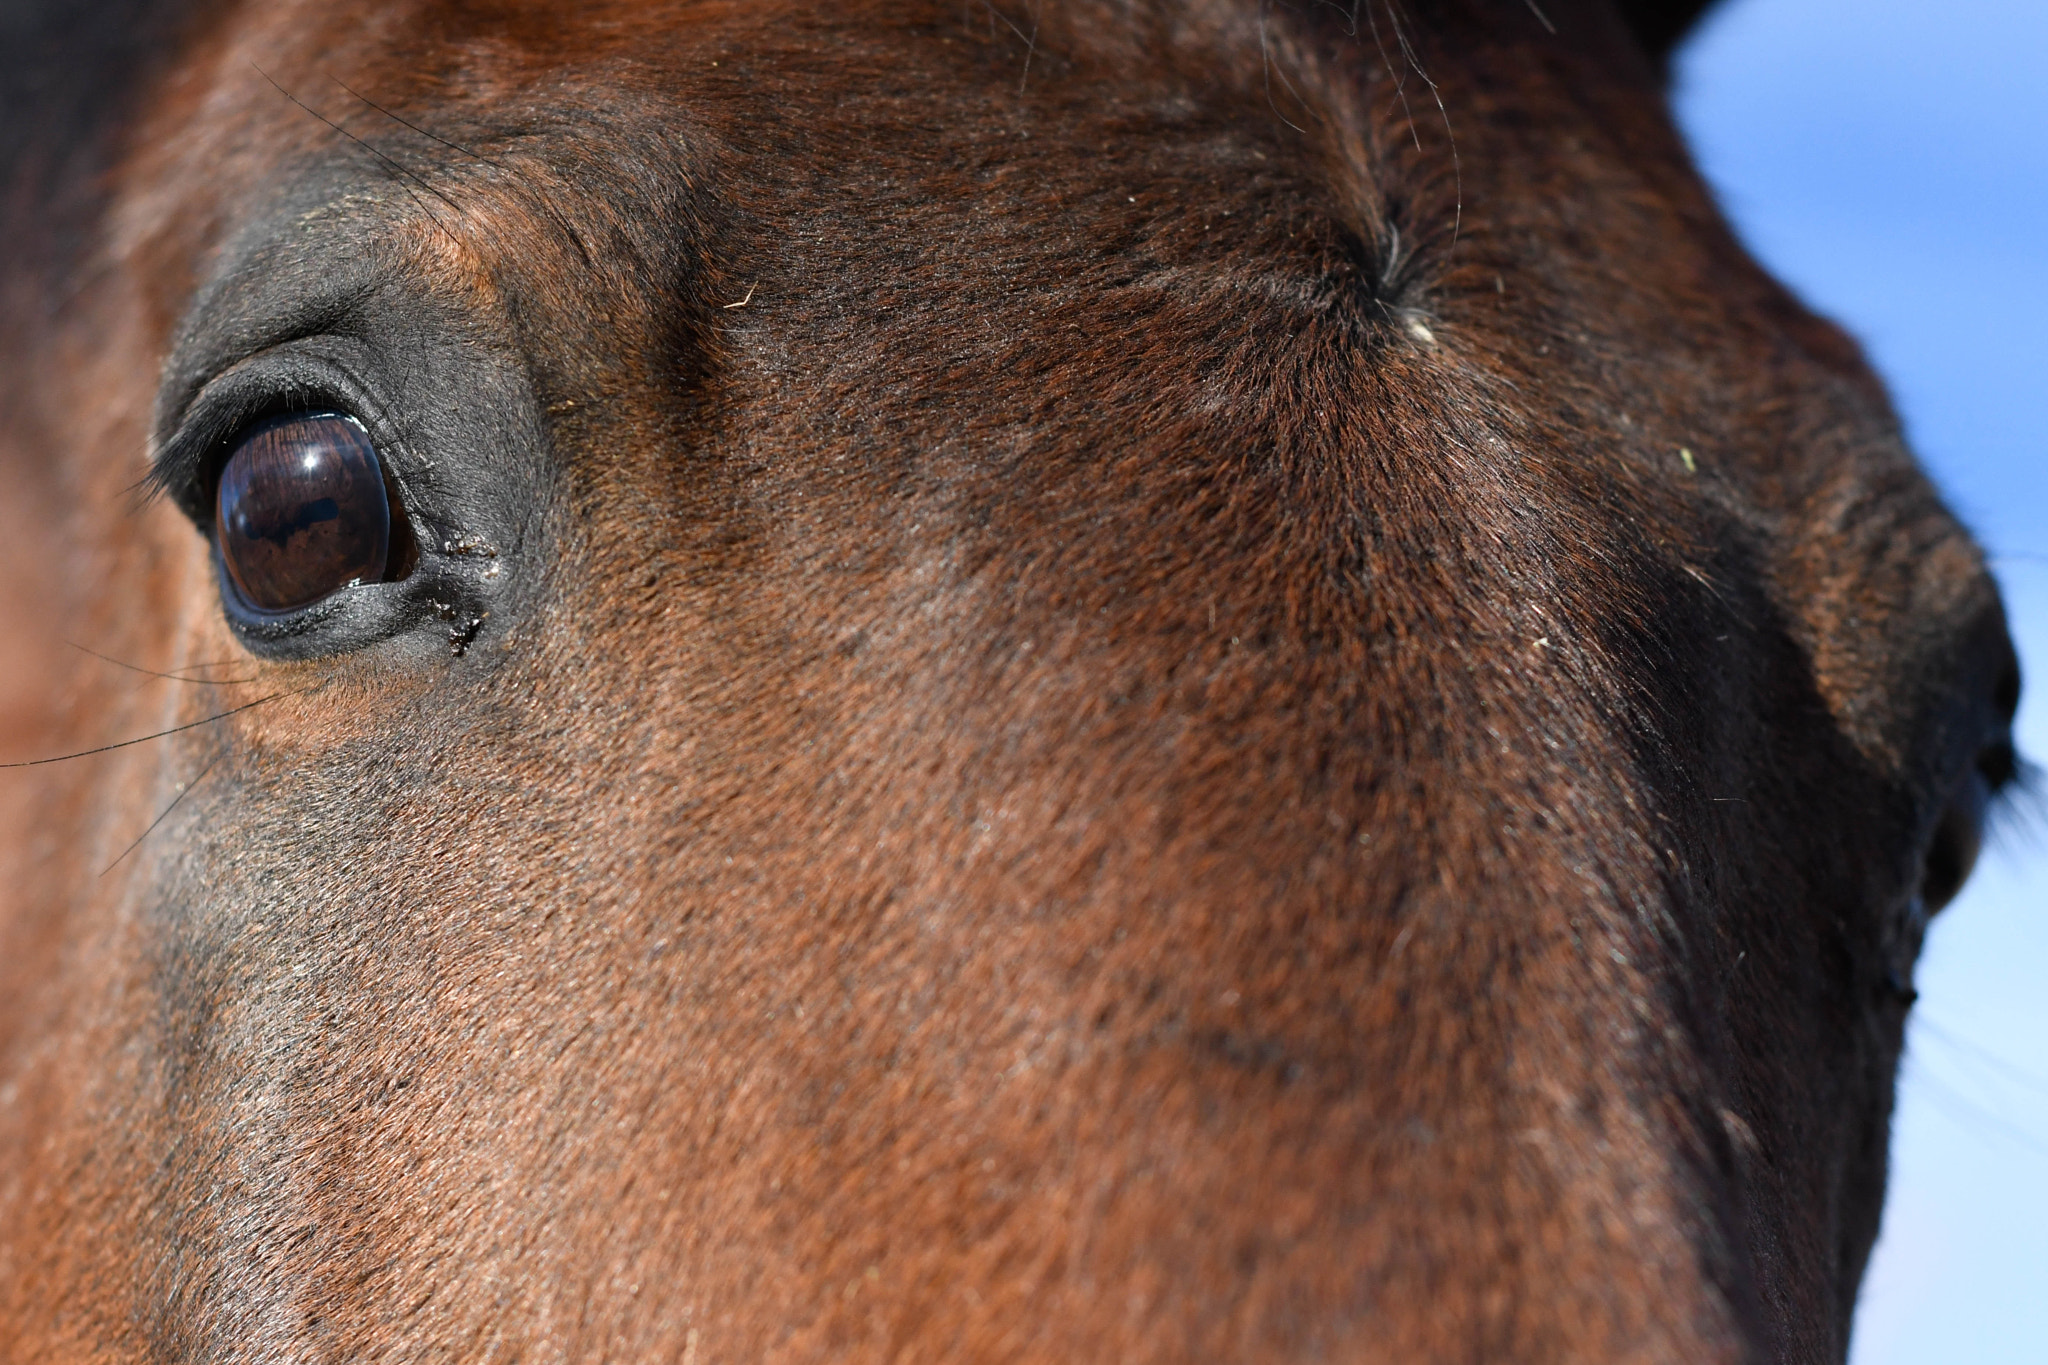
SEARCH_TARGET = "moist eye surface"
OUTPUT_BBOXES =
[215,412,392,612]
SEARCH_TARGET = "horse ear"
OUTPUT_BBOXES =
[1611,0,1721,67]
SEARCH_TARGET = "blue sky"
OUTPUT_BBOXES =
[1673,1,2048,1358]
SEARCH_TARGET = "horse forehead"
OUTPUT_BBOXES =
[155,10,1435,438]
[141,0,1620,353]
[137,0,1984,739]
[142,5,1370,355]
[180,0,1253,155]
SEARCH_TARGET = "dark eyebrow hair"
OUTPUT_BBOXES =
[252,64,473,254]
[325,74,607,276]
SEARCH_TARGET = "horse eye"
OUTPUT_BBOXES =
[1920,769,1991,913]
[214,413,392,613]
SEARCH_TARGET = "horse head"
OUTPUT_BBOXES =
[0,1,2017,1359]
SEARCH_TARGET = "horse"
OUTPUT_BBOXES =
[0,0,2019,1359]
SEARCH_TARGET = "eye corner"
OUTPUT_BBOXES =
[143,431,217,527]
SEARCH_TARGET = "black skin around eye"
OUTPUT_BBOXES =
[216,413,391,612]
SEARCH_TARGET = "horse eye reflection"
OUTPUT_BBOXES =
[215,413,391,612]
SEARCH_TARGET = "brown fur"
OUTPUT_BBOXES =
[0,1,2018,1360]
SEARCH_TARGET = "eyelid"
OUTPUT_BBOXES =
[149,343,408,527]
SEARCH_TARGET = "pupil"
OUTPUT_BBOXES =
[215,413,391,613]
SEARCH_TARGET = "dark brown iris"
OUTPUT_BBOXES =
[215,413,391,612]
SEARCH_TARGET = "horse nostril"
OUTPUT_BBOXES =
[1921,770,1991,913]
[214,412,394,613]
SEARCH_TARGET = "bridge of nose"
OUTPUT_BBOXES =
[431,43,1787,1365]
